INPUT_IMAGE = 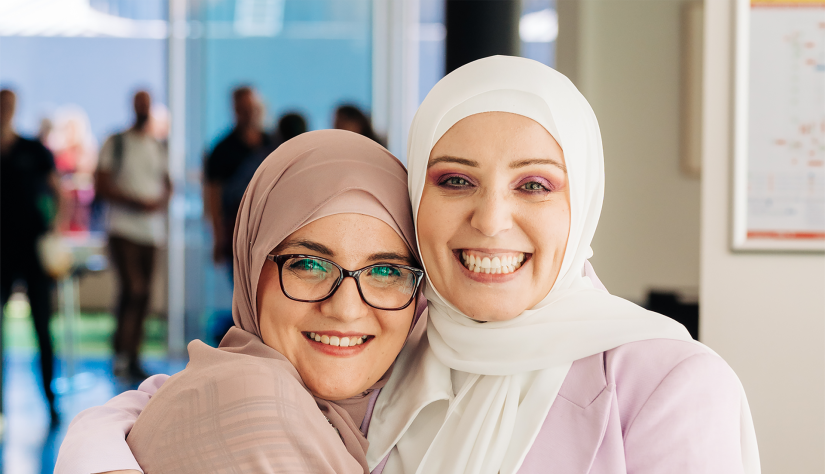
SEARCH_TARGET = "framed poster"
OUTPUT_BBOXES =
[733,0,825,251]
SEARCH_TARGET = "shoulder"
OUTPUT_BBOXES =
[209,131,239,157]
[100,131,128,153]
[604,339,741,434]
[168,340,311,405]
[205,133,239,178]
[133,343,319,445]
[19,136,55,168]
[559,339,740,421]
[605,338,736,392]
[17,136,51,156]
[606,338,722,381]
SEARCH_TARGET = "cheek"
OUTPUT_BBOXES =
[523,202,571,263]
[417,188,449,261]
[258,285,305,351]
[418,186,469,254]
[377,307,416,351]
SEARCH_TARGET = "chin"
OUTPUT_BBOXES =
[451,296,524,322]
[307,380,362,401]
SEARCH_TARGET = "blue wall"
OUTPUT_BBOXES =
[202,35,371,148]
[0,36,167,142]
[199,0,372,149]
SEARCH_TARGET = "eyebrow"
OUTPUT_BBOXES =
[368,251,417,266]
[428,156,479,168]
[509,158,567,173]
[279,239,335,256]
[428,156,567,173]
[278,240,417,266]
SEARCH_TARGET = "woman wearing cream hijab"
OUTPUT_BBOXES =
[366,56,759,474]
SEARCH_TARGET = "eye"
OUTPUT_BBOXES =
[438,175,473,188]
[288,258,331,278]
[520,181,548,192]
[368,265,402,279]
[441,176,470,186]
[291,259,321,271]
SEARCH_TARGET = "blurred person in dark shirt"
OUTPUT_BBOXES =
[333,104,382,144]
[0,88,64,426]
[204,86,274,264]
[220,111,306,218]
[271,112,307,147]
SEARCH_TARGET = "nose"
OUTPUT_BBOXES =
[319,276,370,323]
[469,191,513,237]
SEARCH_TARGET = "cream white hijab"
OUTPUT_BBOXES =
[367,56,759,474]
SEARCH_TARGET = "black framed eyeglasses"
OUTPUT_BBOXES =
[267,254,424,311]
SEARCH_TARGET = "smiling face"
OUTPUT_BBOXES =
[417,112,570,322]
[257,213,418,400]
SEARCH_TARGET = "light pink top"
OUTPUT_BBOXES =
[55,338,744,474]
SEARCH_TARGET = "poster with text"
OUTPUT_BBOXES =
[734,0,825,251]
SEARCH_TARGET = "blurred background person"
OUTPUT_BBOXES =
[46,106,98,233]
[205,109,306,345]
[95,90,171,380]
[271,111,307,148]
[203,86,274,266]
[333,103,382,145]
[0,88,64,426]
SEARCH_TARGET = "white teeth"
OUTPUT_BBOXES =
[311,333,368,347]
[460,251,526,274]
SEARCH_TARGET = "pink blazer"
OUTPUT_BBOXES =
[55,338,745,474]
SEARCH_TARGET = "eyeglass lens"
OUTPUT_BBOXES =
[281,256,417,309]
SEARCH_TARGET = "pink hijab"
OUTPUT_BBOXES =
[126,130,423,474]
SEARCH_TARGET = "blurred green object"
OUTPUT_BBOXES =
[3,302,167,357]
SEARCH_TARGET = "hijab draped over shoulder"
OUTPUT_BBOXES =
[366,56,759,474]
[126,129,422,474]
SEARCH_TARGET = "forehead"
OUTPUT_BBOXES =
[430,112,563,163]
[284,214,409,254]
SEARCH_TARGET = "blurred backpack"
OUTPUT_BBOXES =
[90,132,126,231]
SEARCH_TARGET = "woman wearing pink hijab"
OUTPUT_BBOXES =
[57,129,426,474]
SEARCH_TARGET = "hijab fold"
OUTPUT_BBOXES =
[366,56,759,474]
[126,130,422,474]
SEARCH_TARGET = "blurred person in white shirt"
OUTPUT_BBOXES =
[95,91,171,380]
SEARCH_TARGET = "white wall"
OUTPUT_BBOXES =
[557,0,702,303]
[701,1,825,472]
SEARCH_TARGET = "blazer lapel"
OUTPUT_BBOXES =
[518,353,614,474]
